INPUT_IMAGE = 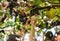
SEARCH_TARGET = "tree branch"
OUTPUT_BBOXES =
[37,4,60,10]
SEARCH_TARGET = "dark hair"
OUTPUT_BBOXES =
[46,31,53,39]
[13,0,17,2]
[7,34,20,41]
[24,0,27,1]
[0,30,5,34]
[7,0,11,2]
[30,5,40,16]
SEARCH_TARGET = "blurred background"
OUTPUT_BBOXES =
[0,0,60,41]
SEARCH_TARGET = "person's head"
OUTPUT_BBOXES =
[7,34,20,41]
[56,35,60,41]
[46,31,53,39]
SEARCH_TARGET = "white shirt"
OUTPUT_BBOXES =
[24,33,30,41]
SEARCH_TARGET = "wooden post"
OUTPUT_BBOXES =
[29,15,38,41]
[29,24,35,41]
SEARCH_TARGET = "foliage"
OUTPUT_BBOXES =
[0,6,1,10]
[1,0,6,2]
[26,25,32,32]
[37,16,42,25]
[3,18,15,27]
[0,12,3,16]
[45,8,57,19]
[0,0,60,33]
[37,29,42,35]
[34,0,41,5]
[57,8,60,17]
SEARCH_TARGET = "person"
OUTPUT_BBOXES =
[55,31,60,41]
[19,8,27,25]
[7,34,20,41]
[45,31,53,41]
[7,0,18,16]
[24,32,30,41]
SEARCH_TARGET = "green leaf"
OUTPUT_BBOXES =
[34,0,41,5]
[1,0,6,2]
[20,23,23,29]
[41,22,46,29]
[37,16,42,25]
[16,15,20,22]
[26,25,31,32]
[0,12,3,16]
[37,29,42,34]
[46,8,57,19]
[57,8,60,17]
